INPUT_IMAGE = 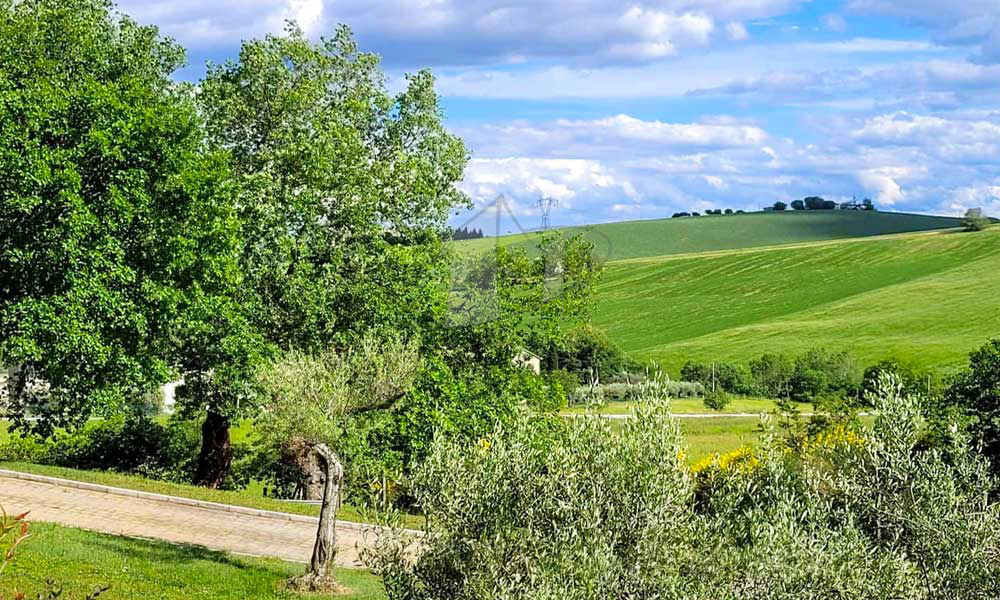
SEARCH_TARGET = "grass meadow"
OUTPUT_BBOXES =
[594,227,1000,374]
[454,210,962,261]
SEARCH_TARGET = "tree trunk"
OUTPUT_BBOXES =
[287,443,343,593]
[193,409,233,488]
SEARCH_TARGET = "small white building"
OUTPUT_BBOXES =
[512,350,542,375]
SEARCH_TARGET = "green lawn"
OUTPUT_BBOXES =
[454,210,961,262]
[1,522,384,600]
[681,418,762,462]
[0,461,425,530]
[561,396,813,416]
[594,228,1000,374]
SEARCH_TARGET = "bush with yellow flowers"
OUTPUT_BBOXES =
[368,374,1000,600]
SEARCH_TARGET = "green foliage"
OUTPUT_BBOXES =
[0,0,242,437]
[681,361,756,396]
[962,217,991,232]
[861,358,937,400]
[547,325,639,384]
[369,379,1000,599]
[946,339,1000,471]
[0,417,213,485]
[703,388,731,411]
[252,333,422,500]
[749,352,795,398]
[789,348,860,402]
[447,232,604,371]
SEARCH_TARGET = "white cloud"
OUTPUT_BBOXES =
[822,14,847,33]
[119,0,803,66]
[726,21,750,41]
[857,168,908,205]
[846,1,1000,63]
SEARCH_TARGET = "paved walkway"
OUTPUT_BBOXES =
[0,475,370,567]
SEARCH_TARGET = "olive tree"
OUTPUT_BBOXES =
[367,377,1000,599]
[256,333,421,592]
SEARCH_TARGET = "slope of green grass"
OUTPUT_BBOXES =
[454,210,962,262]
[594,228,1000,374]
[1,523,383,599]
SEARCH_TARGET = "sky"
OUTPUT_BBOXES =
[118,0,1000,231]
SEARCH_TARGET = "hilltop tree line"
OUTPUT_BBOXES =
[671,208,746,218]
[451,226,485,240]
[772,196,875,211]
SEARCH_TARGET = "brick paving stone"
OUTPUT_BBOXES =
[0,476,370,567]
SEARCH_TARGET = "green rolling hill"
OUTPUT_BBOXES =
[456,210,962,262]
[592,227,1000,374]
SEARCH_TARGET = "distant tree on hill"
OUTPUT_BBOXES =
[791,200,805,211]
[671,212,691,218]
[724,209,733,215]
[804,196,826,210]
[862,198,875,211]
[691,211,701,217]
[452,226,484,240]
[773,201,788,211]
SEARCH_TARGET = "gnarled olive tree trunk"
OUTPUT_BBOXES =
[287,443,344,592]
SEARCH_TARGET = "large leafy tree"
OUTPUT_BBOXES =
[185,24,469,486]
[0,0,241,435]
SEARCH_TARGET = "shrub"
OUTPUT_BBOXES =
[702,388,731,411]
[790,348,860,402]
[368,377,1000,599]
[0,434,46,463]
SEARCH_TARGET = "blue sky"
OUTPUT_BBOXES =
[118,0,1000,230]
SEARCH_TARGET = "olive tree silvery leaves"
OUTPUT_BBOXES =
[255,333,421,593]
[367,376,1000,600]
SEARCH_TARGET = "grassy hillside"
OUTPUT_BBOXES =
[593,228,1000,374]
[455,210,962,262]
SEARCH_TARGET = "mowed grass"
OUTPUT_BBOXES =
[594,228,1000,374]
[1,522,384,600]
[454,210,961,262]
[561,396,813,415]
[682,418,762,463]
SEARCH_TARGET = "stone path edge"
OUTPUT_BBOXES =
[0,468,379,532]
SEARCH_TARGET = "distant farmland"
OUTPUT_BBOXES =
[592,225,1000,374]
[455,210,962,261]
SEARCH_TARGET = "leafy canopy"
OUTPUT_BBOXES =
[0,0,241,435]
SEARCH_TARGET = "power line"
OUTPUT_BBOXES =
[537,195,558,230]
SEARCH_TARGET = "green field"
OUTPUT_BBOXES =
[455,210,962,261]
[1,522,383,600]
[594,227,1000,374]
